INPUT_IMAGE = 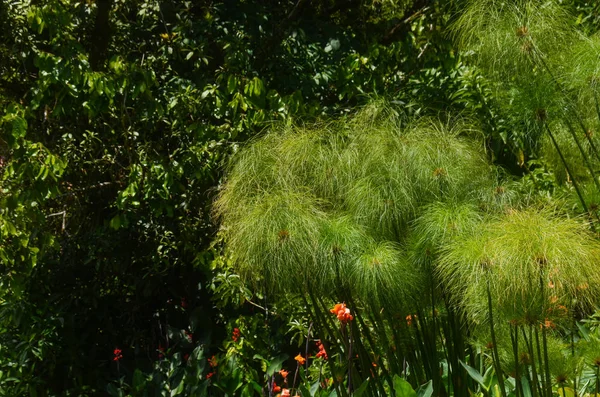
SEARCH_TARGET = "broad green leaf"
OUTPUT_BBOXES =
[133,369,145,390]
[227,75,237,94]
[12,117,27,139]
[109,215,121,230]
[557,387,575,397]
[310,381,319,396]
[416,380,433,397]
[299,385,311,397]
[393,375,417,397]
[460,360,486,390]
[576,322,590,341]
[106,384,123,397]
[249,381,262,393]
[354,378,370,397]
[266,354,288,376]
[482,365,494,390]
[521,376,532,397]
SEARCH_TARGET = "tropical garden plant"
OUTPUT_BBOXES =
[3,0,600,396]
[215,96,600,396]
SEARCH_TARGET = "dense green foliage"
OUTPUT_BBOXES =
[2,0,600,396]
[216,102,600,396]
[0,0,474,395]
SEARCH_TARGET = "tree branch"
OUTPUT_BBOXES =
[379,2,430,45]
[287,0,311,21]
[89,0,113,71]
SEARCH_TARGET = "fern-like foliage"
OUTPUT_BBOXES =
[438,209,600,324]
[214,103,494,310]
[215,100,600,396]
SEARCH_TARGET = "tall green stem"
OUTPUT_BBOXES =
[533,46,600,165]
[347,325,353,395]
[369,307,400,375]
[545,122,599,229]
[534,328,545,397]
[595,366,599,397]
[305,292,349,397]
[594,91,600,128]
[565,119,600,193]
[415,307,434,382]
[539,274,552,397]
[383,308,424,385]
[511,325,521,397]
[487,280,507,397]
[571,315,577,397]
[521,327,541,397]
[349,303,389,396]
[542,329,552,397]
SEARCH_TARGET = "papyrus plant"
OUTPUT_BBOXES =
[214,101,600,396]
[439,209,600,397]
[214,103,498,395]
[451,0,600,225]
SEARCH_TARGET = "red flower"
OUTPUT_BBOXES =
[158,344,165,359]
[185,330,193,342]
[330,303,353,324]
[281,389,291,397]
[206,372,215,379]
[113,348,123,361]
[181,297,188,309]
[183,354,189,362]
[316,340,328,360]
[273,382,281,393]
[232,328,241,342]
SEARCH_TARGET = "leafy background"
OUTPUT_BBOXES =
[1,0,599,395]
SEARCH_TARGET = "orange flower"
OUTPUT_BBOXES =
[279,369,289,379]
[330,303,345,315]
[295,353,306,365]
[330,303,354,324]
[542,319,555,329]
[557,305,568,315]
[208,355,218,368]
[405,314,417,326]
